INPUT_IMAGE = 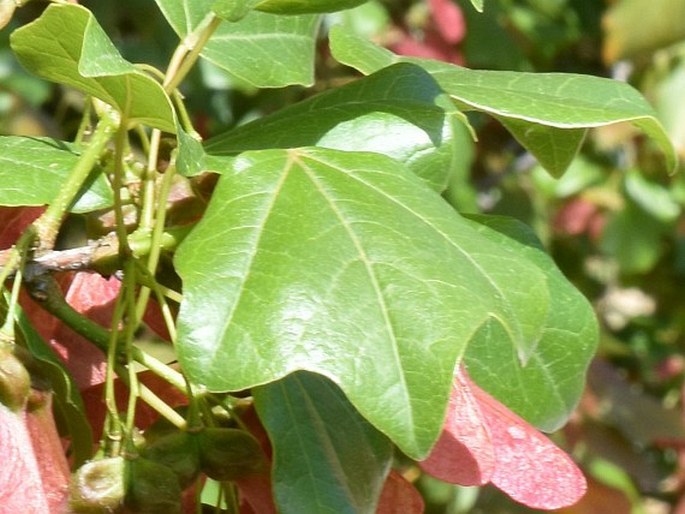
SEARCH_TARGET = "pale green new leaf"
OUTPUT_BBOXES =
[175,148,553,457]
[10,4,175,132]
[328,26,677,176]
[205,63,463,191]
[253,372,392,514]
[462,215,598,431]
[0,137,112,213]
[153,0,319,87]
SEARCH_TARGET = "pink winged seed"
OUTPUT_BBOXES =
[421,369,587,510]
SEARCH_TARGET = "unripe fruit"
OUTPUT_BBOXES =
[140,430,201,488]
[124,457,182,514]
[198,428,266,481]
[69,456,126,513]
[0,346,31,412]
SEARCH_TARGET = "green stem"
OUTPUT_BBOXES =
[24,274,186,392]
[111,119,132,256]
[34,111,118,251]
[164,14,222,94]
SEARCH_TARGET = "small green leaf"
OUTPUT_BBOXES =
[328,26,677,176]
[175,148,553,457]
[254,0,368,14]
[624,169,680,222]
[253,372,392,514]
[462,214,598,431]
[9,4,175,132]
[205,63,462,191]
[153,0,319,87]
[0,137,112,213]
[601,203,669,274]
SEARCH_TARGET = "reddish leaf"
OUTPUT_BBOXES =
[554,475,631,514]
[420,370,494,485]
[143,297,173,341]
[421,370,586,510]
[0,402,58,513]
[46,272,119,389]
[0,206,43,249]
[428,0,466,44]
[376,471,424,514]
[25,391,70,513]
[236,473,277,514]
[471,378,587,510]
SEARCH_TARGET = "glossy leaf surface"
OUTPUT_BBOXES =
[153,0,319,87]
[462,215,597,430]
[0,137,112,213]
[205,63,460,191]
[328,26,677,176]
[253,372,392,514]
[10,4,175,132]
[173,147,585,457]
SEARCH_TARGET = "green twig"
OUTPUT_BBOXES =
[34,111,118,251]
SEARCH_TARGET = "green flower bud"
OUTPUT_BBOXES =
[69,456,126,513]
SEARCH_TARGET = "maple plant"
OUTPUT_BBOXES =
[0,0,677,513]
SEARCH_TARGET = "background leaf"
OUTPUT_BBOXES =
[328,26,677,176]
[603,0,685,62]
[10,4,175,132]
[0,137,112,213]
[153,0,319,87]
[205,63,462,191]
[174,147,571,457]
[253,372,392,514]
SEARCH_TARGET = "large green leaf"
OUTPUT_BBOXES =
[153,0,319,87]
[253,372,392,514]
[10,4,175,132]
[328,25,677,176]
[174,147,559,457]
[205,63,462,191]
[0,137,112,213]
[462,215,598,431]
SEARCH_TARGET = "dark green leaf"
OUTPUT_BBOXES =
[253,372,392,514]
[14,303,93,466]
[10,4,175,132]
[205,63,463,191]
[175,148,557,457]
[153,0,319,87]
[0,137,112,213]
[461,214,598,431]
[328,26,677,176]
